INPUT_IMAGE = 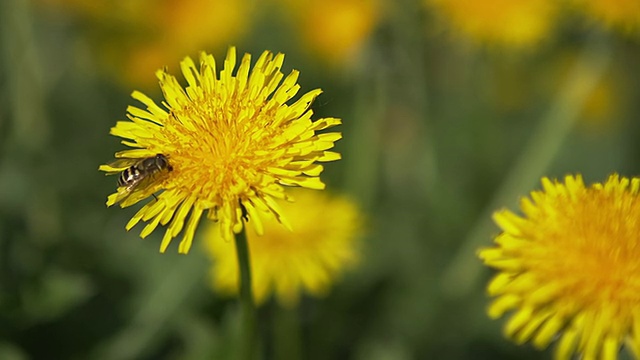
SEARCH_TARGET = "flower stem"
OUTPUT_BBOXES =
[235,225,257,360]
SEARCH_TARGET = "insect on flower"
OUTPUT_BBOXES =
[99,47,343,253]
[106,154,173,202]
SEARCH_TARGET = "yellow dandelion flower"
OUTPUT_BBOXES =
[479,174,640,360]
[546,51,621,130]
[205,189,363,307]
[571,0,640,34]
[99,47,342,254]
[426,0,558,48]
[37,0,251,88]
[279,0,381,65]
[119,0,252,87]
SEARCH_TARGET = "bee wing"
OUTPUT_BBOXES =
[99,158,141,174]
[109,172,165,206]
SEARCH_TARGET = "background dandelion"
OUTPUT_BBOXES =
[205,189,363,307]
[2,0,640,359]
[35,0,253,88]
[276,0,382,66]
[480,175,640,359]
[425,0,559,48]
[570,0,640,34]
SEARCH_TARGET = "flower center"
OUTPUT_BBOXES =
[523,190,640,309]
[165,90,279,200]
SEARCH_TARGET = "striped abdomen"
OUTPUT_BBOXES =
[118,166,143,187]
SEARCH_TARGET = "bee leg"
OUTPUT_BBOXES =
[152,193,158,201]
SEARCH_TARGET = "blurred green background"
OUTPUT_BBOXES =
[1,0,639,359]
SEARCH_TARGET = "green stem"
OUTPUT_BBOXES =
[440,32,612,299]
[235,224,257,360]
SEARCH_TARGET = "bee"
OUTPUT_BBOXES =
[106,154,172,197]
[116,154,172,190]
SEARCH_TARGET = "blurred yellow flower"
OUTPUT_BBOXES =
[205,189,363,307]
[579,75,619,128]
[548,51,621,130]
[571,0,640,34]
[38,0,251,88]
[479,174,640,360]
[426,0,558,48]
[99,47,342,253]
[279,0,381,65]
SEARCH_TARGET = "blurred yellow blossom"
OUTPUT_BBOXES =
[546,51,621,129]
[279,0,381,66]
[571,0,640,34]
[38,0,252,88]
[205,189,363,307]
[579,75,618,128]
[426,0,559,48]
[99,47,342,253]
[479,174,640,360]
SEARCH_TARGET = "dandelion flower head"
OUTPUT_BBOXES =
[426,0,558,48]
[100,47,342,254]
[479,174,640,359]
[205,189,363,307]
